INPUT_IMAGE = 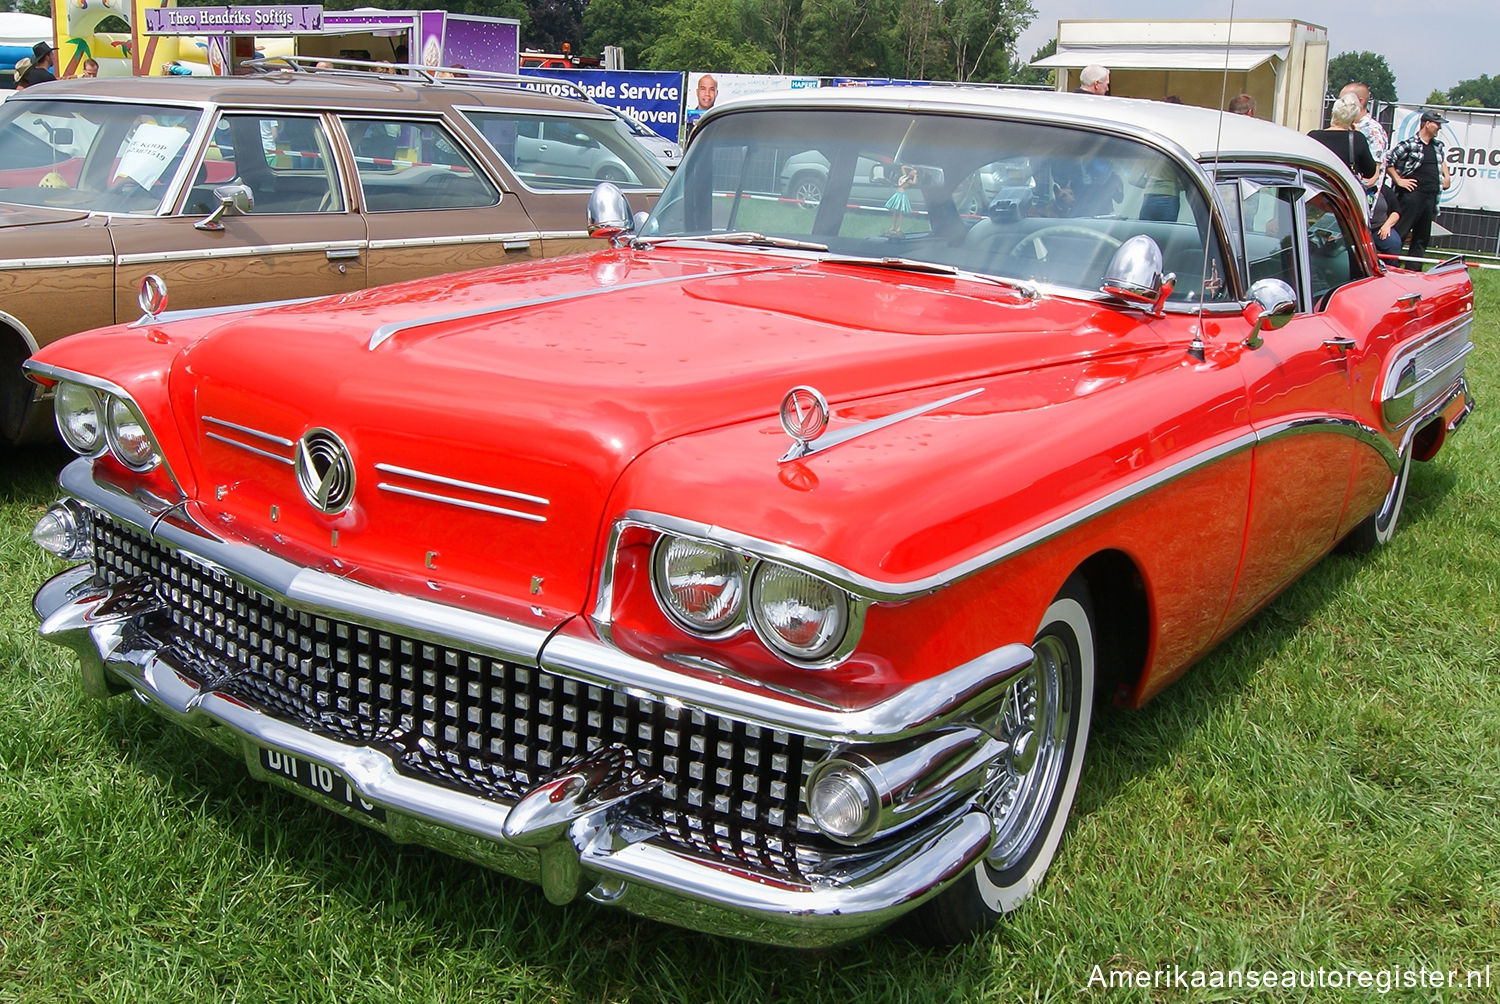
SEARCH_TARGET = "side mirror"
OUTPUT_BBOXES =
[1242,277,1296,348]
[194,183,255,232]
[587,181,635,241]
[1101,234,1175,316]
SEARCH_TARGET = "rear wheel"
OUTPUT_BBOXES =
[1339,448,1412,554]
[902,579,1095,944]
[785,171,824,209]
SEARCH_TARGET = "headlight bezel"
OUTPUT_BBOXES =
[102,394,162,472]
[645,527,865,669]
[53,381,107,456]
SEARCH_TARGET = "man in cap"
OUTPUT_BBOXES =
[22,41,56,86]
[1387,110,1452,268]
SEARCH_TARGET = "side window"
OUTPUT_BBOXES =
[192,114,342,215]
[1237,182,1299,292]
[465,110,666,191]
[340,118,499,212]
[1303,190,1362,306]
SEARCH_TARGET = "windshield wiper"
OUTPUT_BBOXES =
[638,231,829,252]
[820,254,1040,298]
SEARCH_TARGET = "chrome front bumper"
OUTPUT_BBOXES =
[32,461,1028,946]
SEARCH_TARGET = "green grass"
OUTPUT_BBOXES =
[2,272,1498,1003]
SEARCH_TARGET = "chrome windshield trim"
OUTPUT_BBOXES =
[366,263,794,351]
[56,458,551,666]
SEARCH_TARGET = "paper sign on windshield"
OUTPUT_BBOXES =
[112,124,191,190]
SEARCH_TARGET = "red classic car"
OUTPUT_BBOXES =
[27,88,1474,946]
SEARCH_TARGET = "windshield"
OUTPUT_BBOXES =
[0,99,203,214]
[646,107,1229,302]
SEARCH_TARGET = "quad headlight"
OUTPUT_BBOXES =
[103,395,160,471]
[53,380,161,472]
[53,382,106,455]
[652,536,747,634]
[649,532,855,665]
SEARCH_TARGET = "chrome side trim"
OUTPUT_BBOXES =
[117,241,365,267]
[0,254,115,271]
[203,415,294,447]
[205,433,294,466]
[373,463,549,506]
[376,483,547,522]
[367,232,539,251]
[56,459,551,666]
[602,415,1406,611]
[366,264,793,351]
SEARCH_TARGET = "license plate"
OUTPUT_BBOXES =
[258,746,385,821]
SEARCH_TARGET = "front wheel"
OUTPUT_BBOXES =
[902,579,1094,944]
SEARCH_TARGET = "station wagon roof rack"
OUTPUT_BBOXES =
[241,55,592,102]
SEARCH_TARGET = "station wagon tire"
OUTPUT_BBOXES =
[902,579,1094,945]
[785,171,824,209]
[1339,448,1412,554]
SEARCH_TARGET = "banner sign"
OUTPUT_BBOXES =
[144,5,321,34]
[1394,105,1500,213]
[520,69,684,141]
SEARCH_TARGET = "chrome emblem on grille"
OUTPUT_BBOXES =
[295,429,356,514]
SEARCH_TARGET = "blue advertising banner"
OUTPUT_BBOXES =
[520,68,684,141]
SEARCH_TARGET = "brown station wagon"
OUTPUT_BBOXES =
[0,66,669,445]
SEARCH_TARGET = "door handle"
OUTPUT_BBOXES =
[326,248,361,261]
[1396,292,1421,310]
[1322,336,1356,355]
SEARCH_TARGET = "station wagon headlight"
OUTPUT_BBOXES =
[54,382,106,456]
[750,563,849,661]
[104,395,160,472]
[652,536,746,634]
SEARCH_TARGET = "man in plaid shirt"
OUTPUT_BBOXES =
[1387,111,1452,269]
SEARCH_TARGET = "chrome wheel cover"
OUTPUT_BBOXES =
[983,633,1073,870]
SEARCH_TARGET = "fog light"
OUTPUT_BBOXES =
[32,502,91,559]
[807,761,878,843]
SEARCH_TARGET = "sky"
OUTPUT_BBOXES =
[1017,0,1495,105]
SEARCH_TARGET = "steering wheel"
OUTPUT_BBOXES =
[1006,224,1122,262]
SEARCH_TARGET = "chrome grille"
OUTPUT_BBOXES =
[91,513,815,880]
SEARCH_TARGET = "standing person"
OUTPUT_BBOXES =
[22,41,56,85]
[1340,82,1388,190]
[1308,94,1377,186]
[1075,64,1109,95]
[6,57,29,98]
[1387,111,1452,269]
[683,73,717,141]
[1227,93,1256,116]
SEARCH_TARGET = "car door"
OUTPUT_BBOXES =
[107,111,367,320]
[339,114,541,287]
[1216,176,1365,629]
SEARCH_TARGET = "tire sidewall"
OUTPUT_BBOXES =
[972,591,1094,915]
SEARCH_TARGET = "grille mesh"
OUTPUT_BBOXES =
[91,513,815,880]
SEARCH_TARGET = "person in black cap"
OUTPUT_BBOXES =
[1386,111,1452,268]
[22,41,56,85]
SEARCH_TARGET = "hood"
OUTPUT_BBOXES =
[168,248,1171,620]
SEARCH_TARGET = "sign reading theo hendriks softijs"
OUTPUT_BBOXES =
[143,5,324,34]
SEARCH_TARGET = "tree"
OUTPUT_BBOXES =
[584,0,671,67]
[1437,74,1500,109]
[1009,35,1055,87]
[640,0,772,73]
[933,0,1035,83]
[1326,51,1397,104]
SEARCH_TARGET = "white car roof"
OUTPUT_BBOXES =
[708,86,1358,200]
